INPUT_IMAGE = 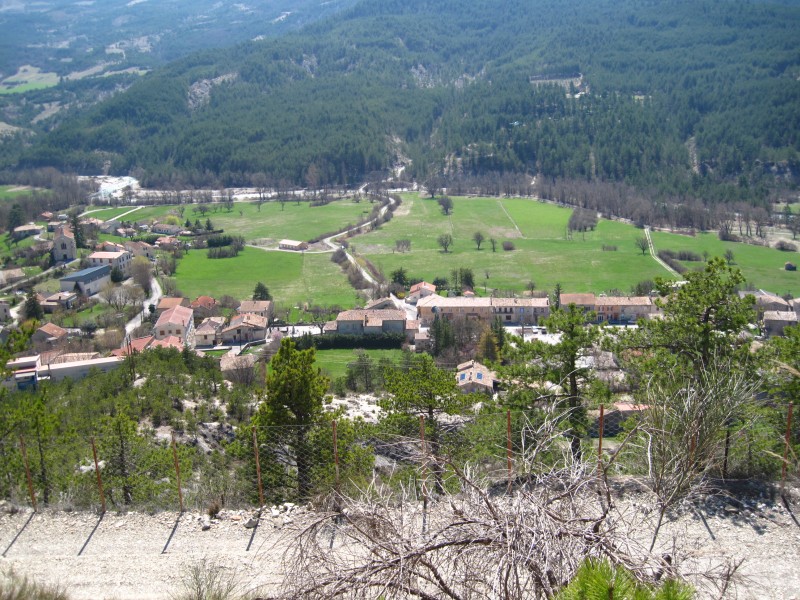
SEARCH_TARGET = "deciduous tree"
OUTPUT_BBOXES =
[437,233,453,253]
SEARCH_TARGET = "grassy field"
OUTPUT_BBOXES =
[83,206,143,221]
[651,230,800,296]
[0,185,34,200]
[172,246,355,308]
[314,348,406,380]
[356,195,669,294]
[0,66,59,95]
[97,199,371,243]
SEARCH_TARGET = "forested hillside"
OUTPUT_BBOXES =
[8,0,800,203]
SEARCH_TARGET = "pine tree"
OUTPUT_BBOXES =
[254,338,328,499]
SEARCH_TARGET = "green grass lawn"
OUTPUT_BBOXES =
[314,348,406,380]
[356,194,668,294]
[650,230,800,296]
[202,349,230,358]
[83,206,144,221]
[0,185,35,200]
[172,246,356,308]
[101,199,371,243]
[59,302,117,327]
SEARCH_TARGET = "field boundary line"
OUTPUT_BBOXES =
[497,199,524,238]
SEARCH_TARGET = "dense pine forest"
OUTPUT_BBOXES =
[3,0,799,206]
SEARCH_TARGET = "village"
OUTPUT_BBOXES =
[2,206,799,398]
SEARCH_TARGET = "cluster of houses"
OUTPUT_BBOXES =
[111,296,275,355]
[743,289,800,337]
[413,286,657,327]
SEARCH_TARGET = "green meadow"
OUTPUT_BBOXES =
[650,230,800,296]
[356,195,668,294]
[0,185,34,200]
[314,348,406,380]
[172,246,354,308]
[100,199,371,242]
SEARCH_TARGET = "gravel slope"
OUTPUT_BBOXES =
[1,484,799,600]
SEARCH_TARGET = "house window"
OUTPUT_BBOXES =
[460,373,466,380]
[160,330,165,336]
[477,373,483,380]
[61,243,66,249]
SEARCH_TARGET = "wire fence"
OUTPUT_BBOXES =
[0,403,796,514]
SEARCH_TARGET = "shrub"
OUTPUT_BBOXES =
[502,241,515,251]
[331,248,348,264]
[677,250,702,262]
[601,245,618,251]
[207,246,240,259]
[776,240,797,252]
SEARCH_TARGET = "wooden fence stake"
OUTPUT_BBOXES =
[506,410,513,493]
[782,403,794,493]
[252,426,264,508]
[332,420,340,494]
[171,432,184,512]
[19,435,36,511]
[91,437,106,513]
[598,404,605,475]
[419,415,428,535]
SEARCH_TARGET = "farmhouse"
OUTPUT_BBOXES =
[741,289,791,313]
[156,296,190,314]
[51,225,76,263]
[87,250,132,276]
[191,296,219,321]
[279,239,308,251]
[221,313,269,344]
[763,311,798,337]
[154,305,195,348]
[456,360,497,394]
[124,240,156,260]
[559,293,596,312]
[151,223,182,236]
[12,223,42,240]
[195,317,226,347]
[111,335,185,356]
[237,300,273,321]
[406,281,437,304]
[40,291,78,313]
[593,296,655,323]
[325,308,417,340]
[31,322,68,347]
[59,265,111,295]
[416,295,550,326]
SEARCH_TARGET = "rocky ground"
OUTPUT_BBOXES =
[1,483,799,599]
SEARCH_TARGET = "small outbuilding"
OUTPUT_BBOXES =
[279,239,308,251]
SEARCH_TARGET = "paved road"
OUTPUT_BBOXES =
[125,277,162,336]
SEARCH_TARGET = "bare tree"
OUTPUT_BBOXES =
[473,231,485,250]
[635,235,649,255]
[276,410,735,600]
[437,233,453,253]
